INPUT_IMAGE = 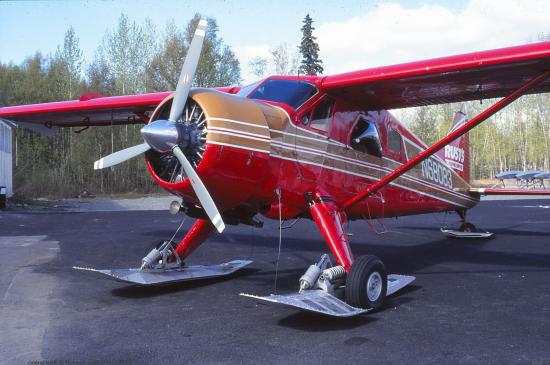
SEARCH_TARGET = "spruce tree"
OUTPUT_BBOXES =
[298,14,323,76]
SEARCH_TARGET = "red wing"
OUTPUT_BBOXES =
[322,42,550,109]
[0,92,171,128]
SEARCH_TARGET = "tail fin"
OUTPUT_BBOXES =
[437,103,470,182]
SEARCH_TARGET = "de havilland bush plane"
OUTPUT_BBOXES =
[2,20,550,317]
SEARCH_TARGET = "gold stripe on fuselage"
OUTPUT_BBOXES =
[190,89,476,208]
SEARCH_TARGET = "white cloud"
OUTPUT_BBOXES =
[316,0,550,75]
[235,0,549,84]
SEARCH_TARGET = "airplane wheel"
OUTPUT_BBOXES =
[345,255,387,310]
[460,222,476,232]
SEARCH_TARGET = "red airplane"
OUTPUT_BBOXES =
[2,20,550,317]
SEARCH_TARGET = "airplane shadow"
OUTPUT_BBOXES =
[277,311,376,331]
[396,225,550,238]
[276,286,421,332]
[217,230,550,276]
[92,211,550,307]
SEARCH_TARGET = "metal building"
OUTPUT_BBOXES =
[0,119,13,197]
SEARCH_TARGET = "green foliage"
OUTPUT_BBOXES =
[54,26,83,100]
[0,13,241,198]
[96,14,157,95]
[404,95,550,180]
[298,14,323,76]
[1,14,548,198]
[147,14,241,90]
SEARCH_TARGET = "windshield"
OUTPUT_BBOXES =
[248,79,318,109]
[236,80,262,97]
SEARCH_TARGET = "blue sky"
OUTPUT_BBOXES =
[1,0,548,83]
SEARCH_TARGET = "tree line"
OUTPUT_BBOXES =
[0,14,241,198]
[385,34,550,182]
[249,13,323,78]
[0,13,548,198]
[401,90,550,180]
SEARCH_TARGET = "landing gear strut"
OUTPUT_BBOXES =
[306,192,389,310]
[242,253,414,317]
[459,222,477,233]
[440,209,494,238]
[456,209,477,232]
[242,191,413,316]
[244,192,410,316]
[140,240,182,270]
[73,217,252,285]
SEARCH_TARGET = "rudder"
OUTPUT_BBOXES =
[437,103,470,183]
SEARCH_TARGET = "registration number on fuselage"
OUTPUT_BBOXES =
[420,158,453,188]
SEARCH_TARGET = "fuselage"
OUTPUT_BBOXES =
[145,76,478,225]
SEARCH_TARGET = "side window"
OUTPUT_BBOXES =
[350,117,382,157]
[309,98,334,132]
[301,110,312,126]
[387,127,403,153]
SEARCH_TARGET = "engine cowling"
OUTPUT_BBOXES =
[145,89,285,214]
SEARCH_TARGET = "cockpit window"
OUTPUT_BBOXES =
[236,80,262,97]
[301,111,312,126]
[248,79,318,109]
[309,98,334,132]
[350,117,383,157]
[387,127,403,153]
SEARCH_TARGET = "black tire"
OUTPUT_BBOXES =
[345,255,387,310]
[460,222,477,232]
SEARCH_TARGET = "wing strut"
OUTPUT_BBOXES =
[343,70,550,210]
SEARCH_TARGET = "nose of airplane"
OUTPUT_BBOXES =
[141,119,181,153]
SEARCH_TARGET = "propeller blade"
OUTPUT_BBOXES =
[172,145,225,233]
[94,143,151,170]
[169,19,208,123]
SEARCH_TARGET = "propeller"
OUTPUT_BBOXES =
[93,19,225,233]
[169,18,206,124]
[93,143,150,170]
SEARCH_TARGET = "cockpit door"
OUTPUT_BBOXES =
[346,113,384,193]
[294,97,335,183]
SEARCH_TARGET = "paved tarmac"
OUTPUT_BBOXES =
[1,199,550,364]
